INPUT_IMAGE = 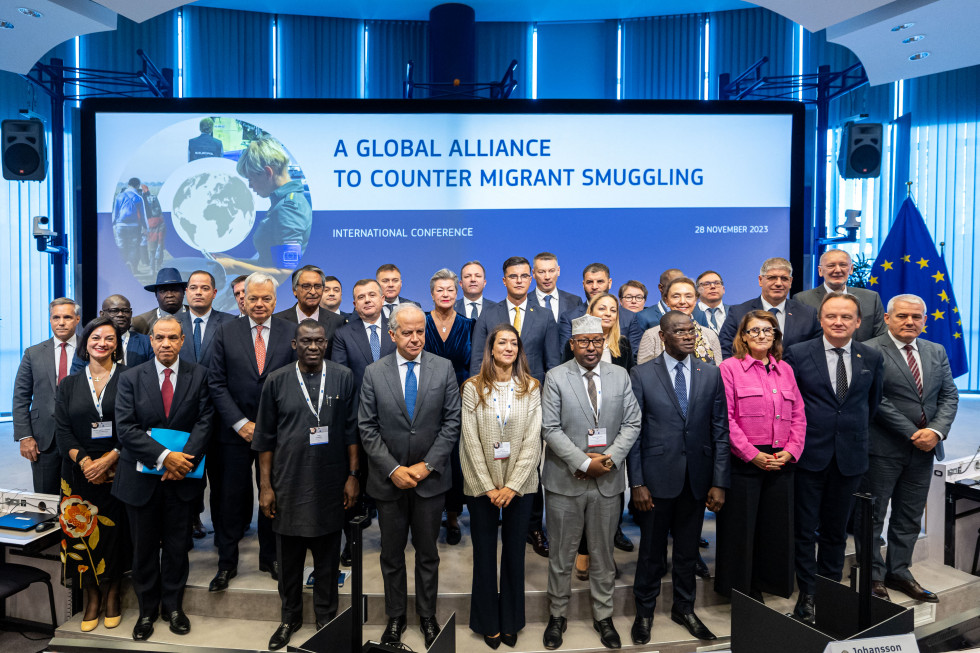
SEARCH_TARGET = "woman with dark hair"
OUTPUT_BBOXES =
[55,317,131,631]
[714,310,806,602]
[636,277,722,364]
[460,324,541,649]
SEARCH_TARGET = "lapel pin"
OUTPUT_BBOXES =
[857,353,862,358]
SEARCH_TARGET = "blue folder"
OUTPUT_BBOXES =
[137,428,206,479]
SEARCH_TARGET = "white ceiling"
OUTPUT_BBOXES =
[0,0,977,85]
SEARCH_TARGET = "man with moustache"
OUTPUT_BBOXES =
[358,304,461,648]
[557,263,643,356]
[455,260,490,320]
[207,272,297,591]
[70,295,153,373]
[794,249,886,342]
[273,265,345,358]
[254,320,360,650]
[528,252,582,322]
[132,268,188,334]
[377,264,419,319]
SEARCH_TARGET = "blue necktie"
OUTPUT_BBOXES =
[707,307,719,330]
[193,317,203,361]
[469,302,478,320]
[768,307,779,317]
[369,325,381,362]
[543,294,555,320]
[674,362,688,418]
[404,361,417,421]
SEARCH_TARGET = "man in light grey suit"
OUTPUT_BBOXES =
[357,303,461,649]
[540,315,641,650]
[13,297,81,494]
[856,293,958,603]
[794,249,886,342]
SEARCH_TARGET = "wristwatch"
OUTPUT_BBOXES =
[348,470,361,479]
[423,461,435,472]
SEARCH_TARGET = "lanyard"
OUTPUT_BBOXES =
[86,364,116,419]
[492,382,515,432]
[296,362,326,420]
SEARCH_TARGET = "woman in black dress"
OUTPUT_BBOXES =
[424,268,474,544]
[55,317,131,631]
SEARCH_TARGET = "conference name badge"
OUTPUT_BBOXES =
[588,427,607,448]
[91,421,113,439]
[493,441,511,460]
[309,426,329,446]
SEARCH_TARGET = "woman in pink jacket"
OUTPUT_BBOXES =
[714,310,805,602]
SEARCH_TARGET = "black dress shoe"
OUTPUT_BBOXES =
[501,632,518,647]
[132,615,155,641]
[268,621,302,650]
[670,609,715,640]
[748,588,766,604]
[208,568,237,592]
[260,561,279,581]
[527,530,550,558]
[631,615,653,645]
[192,517,207,539]
[885,575,939,603]
[444,520,462,545]
[380,615,407,645]
[614,527,634,552]
[593,617,621,649]
[792,592,816,626]
[699,538,709,548]
[871,581,891,601]
[484,634,501,649]
[542,615,566,650]
[420,616,440,648]
[340,543,352,567]
[694,555,711,579]
[162,609,191,635]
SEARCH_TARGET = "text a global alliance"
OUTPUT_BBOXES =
[332,227,475,238]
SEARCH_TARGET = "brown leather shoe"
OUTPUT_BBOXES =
[871,581,891,601]
[884,575,938,603]
[527,530,549,558]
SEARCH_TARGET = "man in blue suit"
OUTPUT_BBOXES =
[557,263,642,356]
[527,252,582,322]
[178,270,235,367]
[454,260,490,320]
[719,257,821,359]
[70,294,153,373]
[784,292,884,625]
[627,311,729,643]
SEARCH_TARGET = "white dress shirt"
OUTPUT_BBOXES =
[506,297,529,334]
[536,289,561,322]
[698,301,726,333]
[823,336,852,394]
[823,283,848,295]
[189,308,213,342]
[120,331,131,365]
[363,316,383,339]
[761,297,788,332]
[55,334,77,376]
[463,296,484,320]
[152,356,180,469]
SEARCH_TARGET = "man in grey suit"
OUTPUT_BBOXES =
[358,304,461,649]
[627,311,729,643]
[857,293,958,603]
[13,297,81,494]
[540,315,641,650]
[794,249,886,342]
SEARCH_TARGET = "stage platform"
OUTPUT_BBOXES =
[52,510,980,652]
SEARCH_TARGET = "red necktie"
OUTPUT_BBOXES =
[58,342,68,385]
[162,368,173,418]
[254,324,266,375]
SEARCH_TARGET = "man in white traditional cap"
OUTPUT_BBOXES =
[539,314,642,650]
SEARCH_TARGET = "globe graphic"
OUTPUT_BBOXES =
[170,171,255,253]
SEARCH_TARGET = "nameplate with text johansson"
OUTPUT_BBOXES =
[823,634,918,653]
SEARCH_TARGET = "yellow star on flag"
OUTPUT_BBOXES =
[922,325,927,333]
[931,271,945,282]
[902,255,911,263]
[958,319,963,326]
[939,290,949,302]
[917,257,929,269]
[954,332,962,339]
[881,260,894,271]
[868,275,878,286]
[953,306,959,313]
[931,309,945,320]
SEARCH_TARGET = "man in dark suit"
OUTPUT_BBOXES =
[454,260,490,320]
[719,257,821,359]
[13,297,81,494]
[232,274,248,317]
[319,275,348,320]
[857,294,958,603]
[132,267,189,334]
[794,249,886,342]
[558,263,642,356]
[527,252,582,322]
[207,272,297,591]
[187,116,224,161]
[695,270,730,335]
[358,304,461,648]
[470,256,561,558]
[112,315,214,641]
[70,294,153,373]
[784,292,884,625]
[376,263,418,319]
[273,265,345,358]
[635,268,684,331]
[627,311,729,643]
[178,270,235,367]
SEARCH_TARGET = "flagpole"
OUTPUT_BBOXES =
[906,181,913,197]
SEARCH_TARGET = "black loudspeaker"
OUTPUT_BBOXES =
[837,121,882,179]
[2,119,47,181]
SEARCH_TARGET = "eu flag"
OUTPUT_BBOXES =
[869,198,969,377]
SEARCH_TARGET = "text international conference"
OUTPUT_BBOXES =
[332,227,475,238]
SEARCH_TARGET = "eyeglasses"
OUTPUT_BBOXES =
[763,275,791,283]
[298,283,323,291]
[671,328,698,339]
[698,281,723,288]
[745,327,777,338]
[572,337,606,348]
[104,308,132,315]
[506,274,532,282]
[621,294,645,302]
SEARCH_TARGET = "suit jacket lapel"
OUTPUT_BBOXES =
[882,341,919,396]
[238,319,261,376]
[41,339,56,394]
[140,364,167,423]
[169,360,192,420]
[808,341,835,397]
[846,346,865,399]
[201,314,219,355]
[565,364,598,426]
[916,341,934,394]
[653,356,685,418]
[411,352,433,425]
[348,319,374,364]
[382,356,411,422]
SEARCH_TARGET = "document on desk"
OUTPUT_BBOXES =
[136,428,205,479]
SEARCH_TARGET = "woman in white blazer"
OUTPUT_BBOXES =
[460,323,542,649]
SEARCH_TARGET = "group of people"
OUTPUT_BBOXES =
[12,248,959,651]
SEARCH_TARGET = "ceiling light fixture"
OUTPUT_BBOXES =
[18,8,42,18]
[902,35,925,44]
[0,20,13,29]
[891,22,915,31]
[909,52,930,61]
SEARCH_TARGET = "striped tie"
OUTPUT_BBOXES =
[904,344,928,427]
